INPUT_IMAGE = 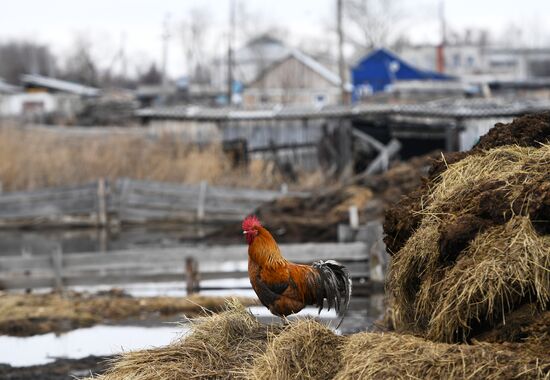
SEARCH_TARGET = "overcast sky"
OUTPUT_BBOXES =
[0,0,548,77]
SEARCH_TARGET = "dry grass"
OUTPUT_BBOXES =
[245,319,344,380]
[0,127,324,192]
[95,301,276,380]
[0,290,257,336]
[388,144,550,342]
[426,145,550,216]
[88,302,550,380]
[337,332,549,380]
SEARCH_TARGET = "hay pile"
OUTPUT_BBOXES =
[90,303,549,380]
[385,113,550,343]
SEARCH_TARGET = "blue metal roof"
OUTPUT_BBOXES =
[351,48,452,98]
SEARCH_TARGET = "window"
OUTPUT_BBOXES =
[314,94,326,107]
[453,53,461,67]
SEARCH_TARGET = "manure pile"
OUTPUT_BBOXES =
[385,112,550,344]
[90,303,549,380]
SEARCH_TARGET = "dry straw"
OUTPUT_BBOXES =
[88,303,550,380]
[94,301,275,380]
[389,144,550,342]
[244,319,344,380]
[336,332,549,380]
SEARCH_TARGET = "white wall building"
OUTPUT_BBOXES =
[397,45,550,82]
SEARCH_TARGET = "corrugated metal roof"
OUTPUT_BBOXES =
[137,98,550,121]
[20,74,100,97]
[0,79,20,94]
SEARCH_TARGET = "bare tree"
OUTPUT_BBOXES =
[0,41,57,83]
[180,7,212,84]
[138,63,163,85]
[62,36,99,86]
[343,0,404,50]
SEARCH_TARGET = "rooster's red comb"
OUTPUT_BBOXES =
[242,215,261,231]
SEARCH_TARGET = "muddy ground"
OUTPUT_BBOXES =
[213,151,439,243]
[0,290,256,337]
[0,356,110,380]
[384,112,550,255]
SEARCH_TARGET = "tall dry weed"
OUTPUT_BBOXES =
[0,127,324,192]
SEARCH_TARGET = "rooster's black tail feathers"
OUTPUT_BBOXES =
[312,260,352,328]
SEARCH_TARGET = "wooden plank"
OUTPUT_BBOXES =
[0,255,54,271]
[97,178,107,226]
[196,181,208,221]
[0,243,366,271]
[0,241,368,290]
[63,242,367,267]
[51,248,63,291]
[0,200,97,219]
[0,184,98,203]
[365,139,402,175]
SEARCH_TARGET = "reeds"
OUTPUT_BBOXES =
[0,127,323,192]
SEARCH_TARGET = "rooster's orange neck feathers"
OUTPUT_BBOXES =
[248,226,287,267]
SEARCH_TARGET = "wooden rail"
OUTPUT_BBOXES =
[0,242,369,291]
[0,179,307,227]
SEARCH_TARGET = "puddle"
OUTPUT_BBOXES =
[68,278,255,298]
[0,325,187,367]
[0,295,383,367]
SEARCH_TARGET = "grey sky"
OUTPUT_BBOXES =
[0,0,548,77]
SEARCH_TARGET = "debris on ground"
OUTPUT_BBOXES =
[0,356,110,380]
[0,290,257,336]
[213,152,438,243]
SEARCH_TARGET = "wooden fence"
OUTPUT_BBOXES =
[0,179,305,227]
[0,242,369,292]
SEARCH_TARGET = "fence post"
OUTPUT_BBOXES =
[197,180,208,221]
[185,257,199,295]
[365,221,387,283]
[349,205,359,229]
[97,178,108,227]
[51,246,64,293]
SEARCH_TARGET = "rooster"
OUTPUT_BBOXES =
[242,215,351,326]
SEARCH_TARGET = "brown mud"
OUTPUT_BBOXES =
[384,112,550,255]
[0,356,109,380]
[213,152,438,243]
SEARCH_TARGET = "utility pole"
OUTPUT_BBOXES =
[437,0,446,73]
[161,14,171,103]
[337,0,347,105]
[227,0,236,105]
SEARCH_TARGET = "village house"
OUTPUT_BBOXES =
[242,49,350,108]
[0,74,99,122]
[397,45,550,98]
